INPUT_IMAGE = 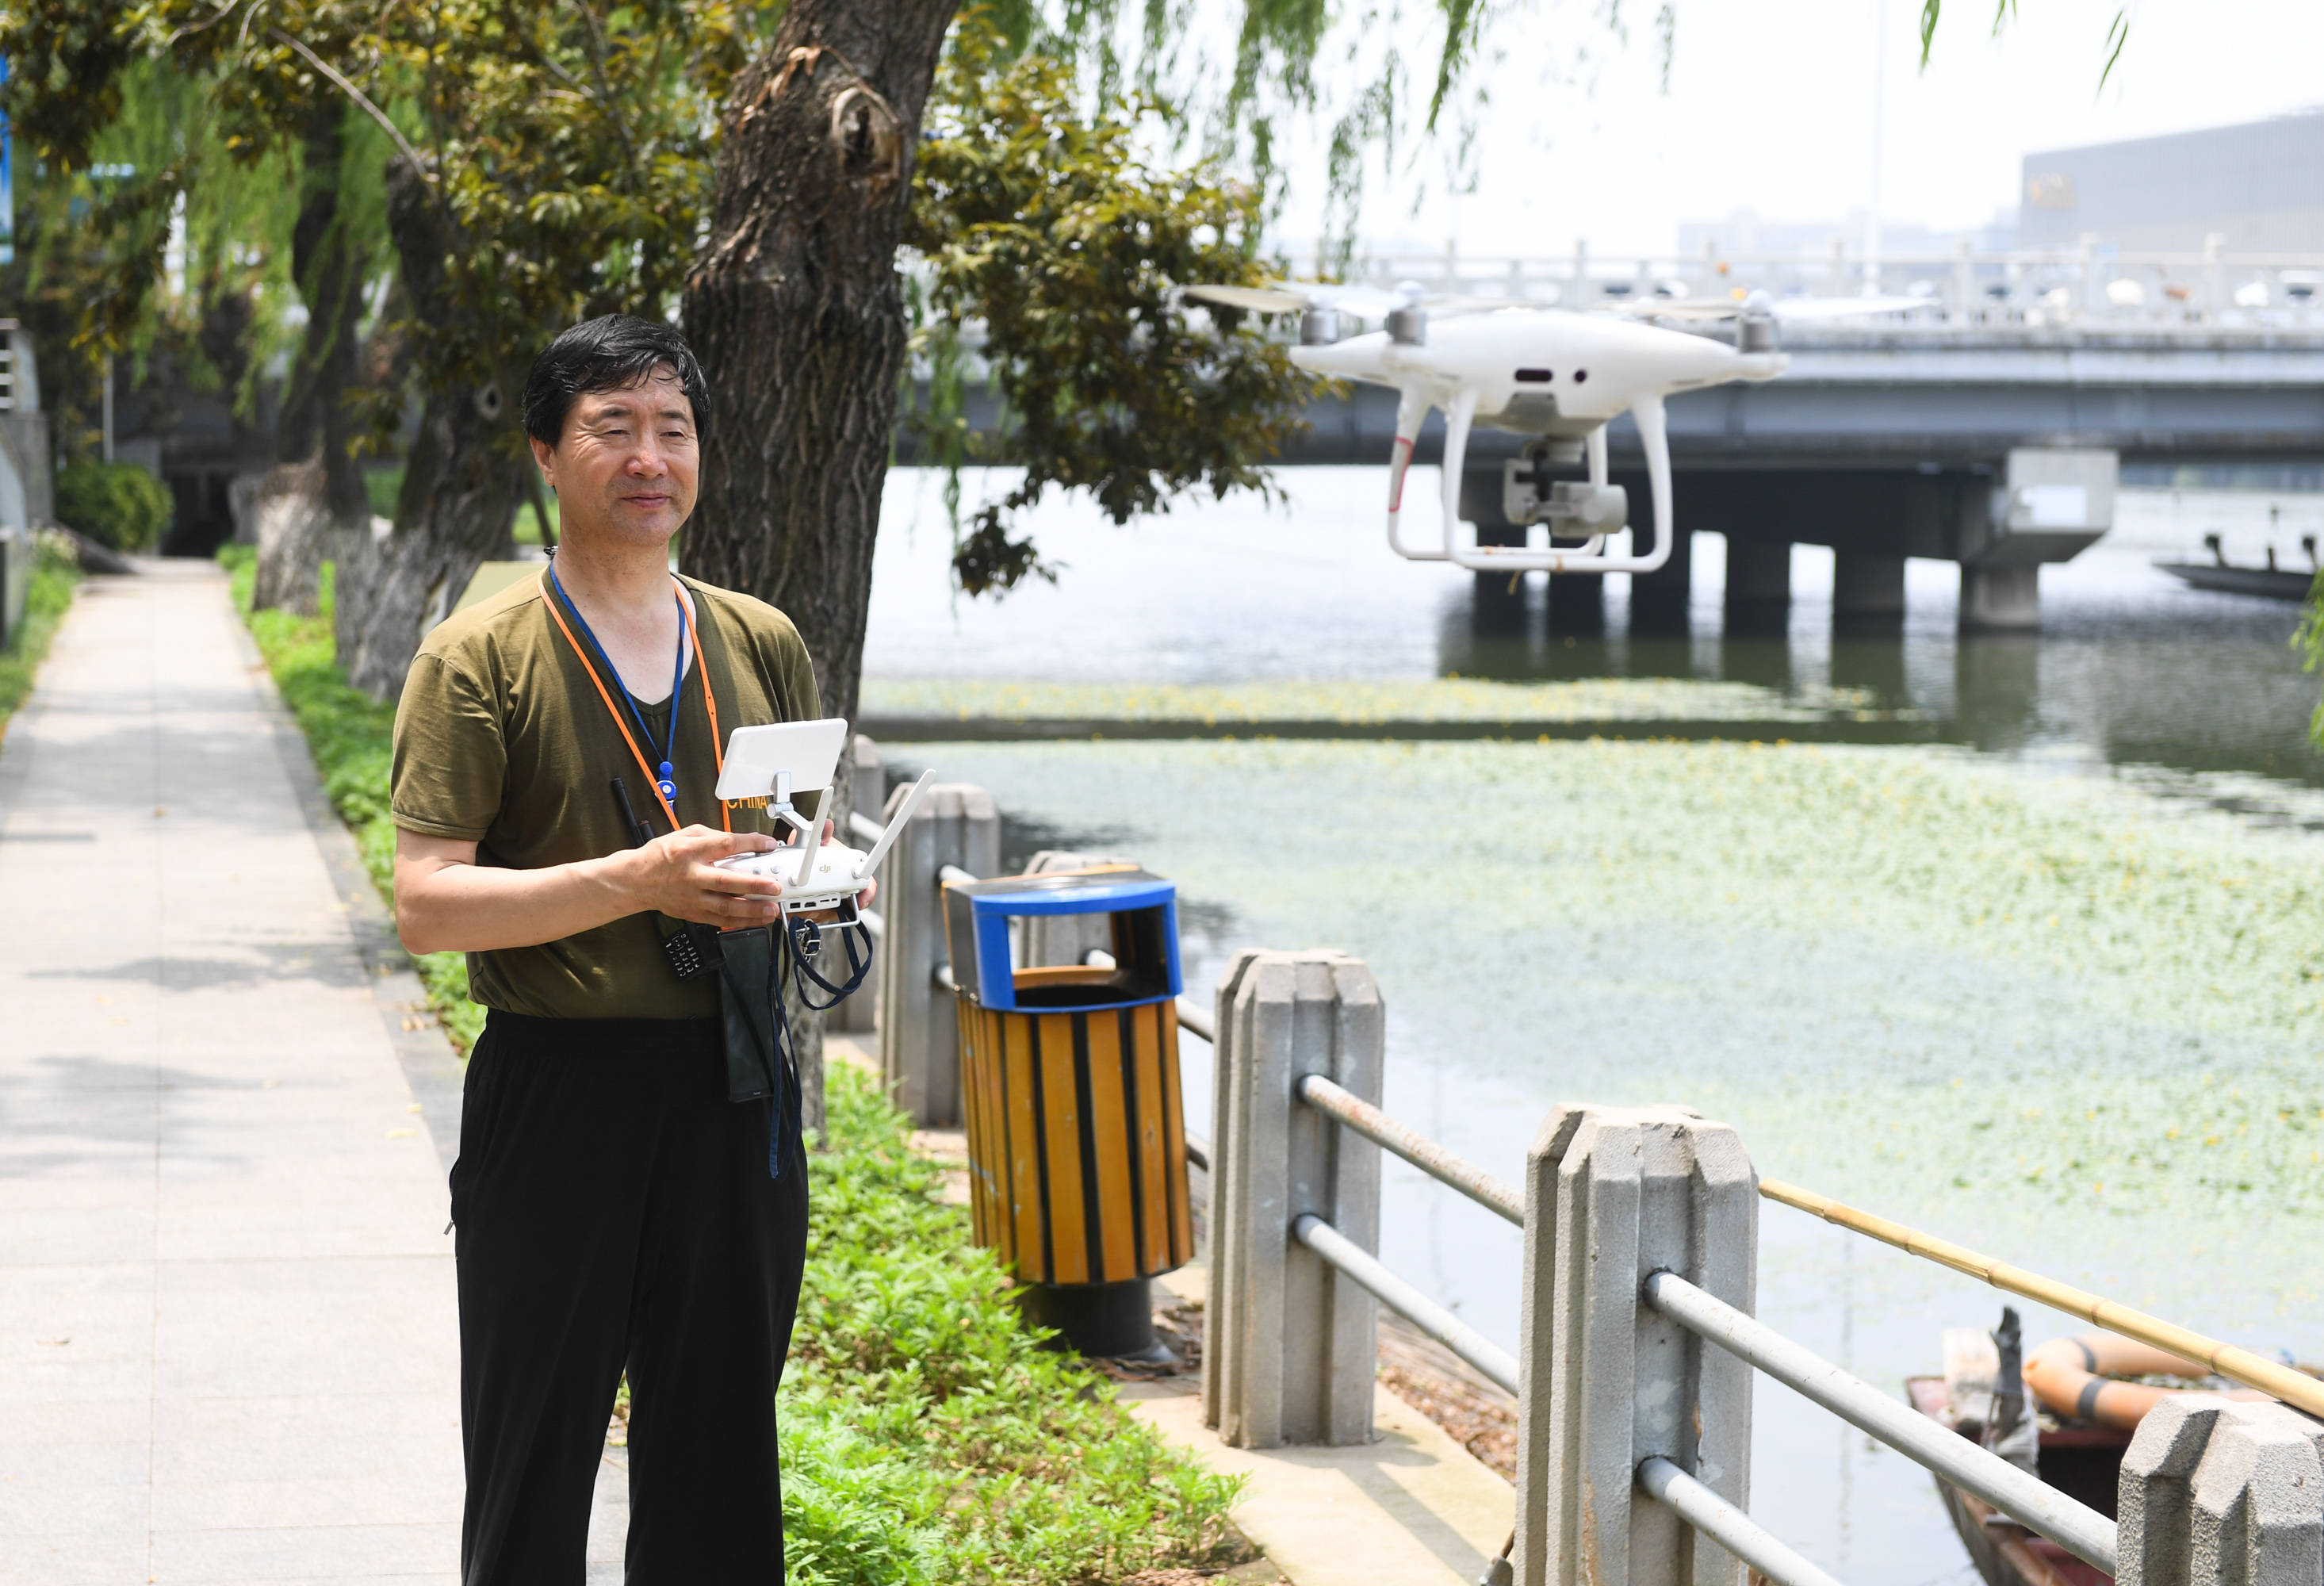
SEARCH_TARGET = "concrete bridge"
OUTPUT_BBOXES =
[1294,322,2324,631]
[902,244,2324,631]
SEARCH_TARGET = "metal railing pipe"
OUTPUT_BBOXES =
[1761,1177,2324,1419]
[933,963,956,994]
[1184,1131,1210,1173]
[1296,1075,1523,1226]
[937,862,977,889]
[1636,1458,1844,1586]
[857,908,884,939]
[1641,1271,2118,1573]
[848,811,885,845]
[1292,1212,1518,1395]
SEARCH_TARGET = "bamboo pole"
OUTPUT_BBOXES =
[1759,1177,2324,1421]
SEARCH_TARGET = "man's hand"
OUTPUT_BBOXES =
[623,825,787,928]
[395,826,793,954]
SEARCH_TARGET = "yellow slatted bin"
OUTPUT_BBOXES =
[944,866,1192,1358]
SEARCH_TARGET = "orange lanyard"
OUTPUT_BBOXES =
[539,570,730,835]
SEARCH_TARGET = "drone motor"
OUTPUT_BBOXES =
[1299,307,1341,346]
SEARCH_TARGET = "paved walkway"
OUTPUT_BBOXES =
[0,565,468,1583]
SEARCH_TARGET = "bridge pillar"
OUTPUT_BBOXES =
[1832,552,1906,628]
[1547,573,1606,634]
[1629,530,1692,634]
[1960,562,2041,631]
[1723,538,1790,635]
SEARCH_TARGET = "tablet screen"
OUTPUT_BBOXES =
[714,718,850,803]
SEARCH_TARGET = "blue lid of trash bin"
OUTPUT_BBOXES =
[942,867,1181,1012]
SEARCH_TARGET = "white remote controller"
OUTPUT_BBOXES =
[710,721,934,918]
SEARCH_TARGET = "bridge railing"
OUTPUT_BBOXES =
[1304,239,2324,329]
[842,745,2324,1586]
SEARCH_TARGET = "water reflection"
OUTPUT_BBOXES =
[1423,547,2321,790]
[1954,635,2043,754]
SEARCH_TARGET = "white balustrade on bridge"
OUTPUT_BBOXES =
[1323,239,2324,331]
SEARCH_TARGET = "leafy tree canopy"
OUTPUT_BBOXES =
[2,0,1568,589]
[0,51,317,456]
[905,20,1300,593]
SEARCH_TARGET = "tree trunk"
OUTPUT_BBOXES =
[255,105,374,616]
[336,156,526,701]
[680,0,958,730]
[250,462,334,615]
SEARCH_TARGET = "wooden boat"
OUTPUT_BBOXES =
[2154,534,2318,601]
[1912,1317,2322,1586]
[1904,1370,2122,1586]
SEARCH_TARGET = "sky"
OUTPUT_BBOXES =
[1263,0,2324,257]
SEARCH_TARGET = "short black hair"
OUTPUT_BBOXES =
[522,314,710,448]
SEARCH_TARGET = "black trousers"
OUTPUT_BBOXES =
[452,1010,809,1586]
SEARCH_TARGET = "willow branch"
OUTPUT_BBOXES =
[267,29,432,184]
[164,0,250,48]
[565,0,643,176]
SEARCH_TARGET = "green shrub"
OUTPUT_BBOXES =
[788,1069,1251,1586]
[1,536,82,734]
[56,460,174,552]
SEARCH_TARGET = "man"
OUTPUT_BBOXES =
[392,314,850,1582]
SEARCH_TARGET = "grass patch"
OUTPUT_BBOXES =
[0,538,84,739]
[220,545,483,1050]
[787,1068,1249,1584]
[223,546,1251,1582]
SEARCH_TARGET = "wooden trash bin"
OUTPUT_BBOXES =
[945,866,1194,1359]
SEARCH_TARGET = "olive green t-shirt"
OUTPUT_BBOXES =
[390,567,821,1020]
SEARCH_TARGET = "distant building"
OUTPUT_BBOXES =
[2019,111,2324,252]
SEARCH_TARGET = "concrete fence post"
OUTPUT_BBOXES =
[2119,1396,2324,1586]
[832,735,885,1035]
[874,780,997,1126]
[1204,949,1384,1449]
[1514,1105,1757,1586]
[1022,849,1139,967]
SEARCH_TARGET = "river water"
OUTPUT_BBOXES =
[860,466,2324,1580]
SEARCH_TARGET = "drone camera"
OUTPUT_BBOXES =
[1503,457,1627,531]
[1550,481,1629,529]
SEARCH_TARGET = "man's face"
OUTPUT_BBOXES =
[530,369,699,547]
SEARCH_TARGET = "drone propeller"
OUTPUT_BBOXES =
[1184,284,1327,314]
[1184,280,1512,320]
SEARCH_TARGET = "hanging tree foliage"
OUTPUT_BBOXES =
[903,21,1303,596]
[6,0,1548,711]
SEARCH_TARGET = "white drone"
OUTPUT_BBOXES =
[1185,279,1918,574]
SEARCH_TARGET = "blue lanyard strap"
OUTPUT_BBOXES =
[547,562,687,799]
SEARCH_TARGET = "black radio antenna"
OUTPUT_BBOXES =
[611,776,653,849]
